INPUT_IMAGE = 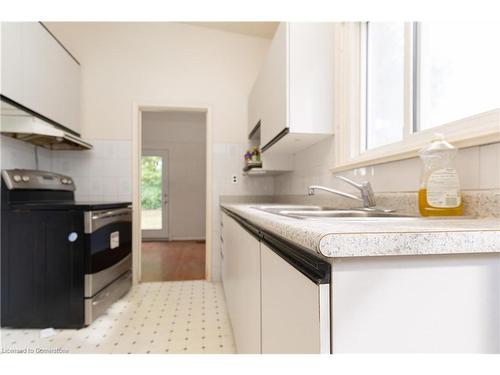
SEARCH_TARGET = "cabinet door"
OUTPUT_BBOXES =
[1,23,81,134]
[261,243,330,354]
[1,23,26,105]
[248,69,262,136]
[22,23,81,134]
[288,23,335,135]
[220,213,232,302]
[220,214,261,354]
[259,22,288,149]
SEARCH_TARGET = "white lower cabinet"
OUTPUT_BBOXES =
[331,254,500,353]
[222,211,500,354]
[260,243,330,354]
[221,211,330,354]
[221,213,261,354]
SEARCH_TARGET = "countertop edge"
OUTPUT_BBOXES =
[221,203,500,259]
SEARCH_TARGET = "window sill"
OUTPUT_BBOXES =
[331,109,500,173]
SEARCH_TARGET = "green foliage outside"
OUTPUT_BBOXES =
[141,156,162,209]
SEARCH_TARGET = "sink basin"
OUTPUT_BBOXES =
[253,205,417,220]
[253,205,328,212]
[278,210,415,219]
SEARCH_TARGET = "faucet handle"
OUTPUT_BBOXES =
[336,176,376,207]
[336,175,363,190]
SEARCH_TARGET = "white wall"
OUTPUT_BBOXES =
[142,111,206,240]
[274,137,500,196]
[44,22,275,281]
[45,22,270,143]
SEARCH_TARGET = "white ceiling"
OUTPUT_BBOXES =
[185,22,279,39]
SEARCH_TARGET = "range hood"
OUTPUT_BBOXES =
[0,100,92,150]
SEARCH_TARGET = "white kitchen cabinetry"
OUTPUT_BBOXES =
[221,211,331,354]
[248,22,335,154]
[220,213,261,354]
[331,254,500,353]
[222,209,500,354]
[1,22,81,134]
[260,243,330,354]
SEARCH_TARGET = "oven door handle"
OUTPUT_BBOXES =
[85,207,132,233]
[92,208,131,221]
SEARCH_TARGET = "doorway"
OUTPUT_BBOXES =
[138,109,208,282]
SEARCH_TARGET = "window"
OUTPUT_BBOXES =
[365,22,406,149]
[417,22,500,130]
[334,22,500,171]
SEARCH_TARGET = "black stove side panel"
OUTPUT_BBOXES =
[1,208,85,328]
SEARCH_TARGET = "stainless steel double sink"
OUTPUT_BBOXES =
[253,205,418,220]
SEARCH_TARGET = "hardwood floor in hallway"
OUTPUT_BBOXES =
[141,240,205,282]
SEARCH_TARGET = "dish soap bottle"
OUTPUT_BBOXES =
[418,134,463,216]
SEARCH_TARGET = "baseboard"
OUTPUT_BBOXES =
[170,237,206,241]
[142,237,206,242]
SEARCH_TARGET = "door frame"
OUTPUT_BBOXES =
[132,101,212,284]
[141,148,170,241]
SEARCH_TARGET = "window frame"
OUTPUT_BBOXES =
[332,22,500,172]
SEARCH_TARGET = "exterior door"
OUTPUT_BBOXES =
[141,149,169,240]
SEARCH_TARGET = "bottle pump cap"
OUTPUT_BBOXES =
[431,133,445,142]
[419,133,456,155]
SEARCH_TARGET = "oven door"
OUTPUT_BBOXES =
[84,207,132,298]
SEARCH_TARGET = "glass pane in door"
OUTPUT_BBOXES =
[141,156,163,230]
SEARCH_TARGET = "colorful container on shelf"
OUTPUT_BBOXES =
[244,146,262,168]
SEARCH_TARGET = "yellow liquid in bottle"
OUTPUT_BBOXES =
[418,188,463,217]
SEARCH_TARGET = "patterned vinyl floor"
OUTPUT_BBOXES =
[0,280,235,354]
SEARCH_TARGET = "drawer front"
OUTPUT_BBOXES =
[84,270,132,325]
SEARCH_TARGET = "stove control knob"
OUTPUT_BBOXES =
[62,178,68,184]
[13,174,22,183]
[67,179,73,185]
[22,175,30,182]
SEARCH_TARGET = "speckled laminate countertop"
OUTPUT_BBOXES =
[221,203,500,258]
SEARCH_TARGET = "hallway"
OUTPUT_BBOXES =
[141,241,205,282]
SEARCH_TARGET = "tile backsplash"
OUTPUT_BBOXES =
[0,136,133,202]
[51,139,133,202]
[1,135,52,171]
[274,138,500,195]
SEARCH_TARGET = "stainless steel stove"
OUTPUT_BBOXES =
[1,169,132,328]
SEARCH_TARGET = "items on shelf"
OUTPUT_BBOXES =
[244,146,262,170]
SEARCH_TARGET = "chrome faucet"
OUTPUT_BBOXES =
[308,176,388,210]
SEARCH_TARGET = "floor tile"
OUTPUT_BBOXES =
[1,280,235,354]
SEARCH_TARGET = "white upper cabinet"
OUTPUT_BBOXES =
[1,22,81,134]
[248,23,335,154]
[257,22,288,150]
